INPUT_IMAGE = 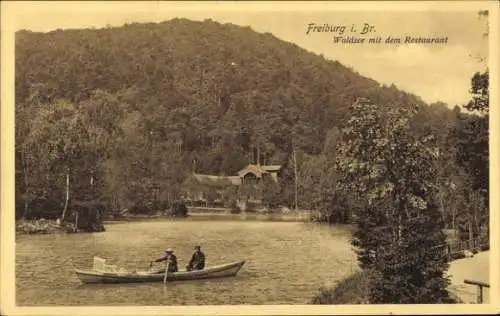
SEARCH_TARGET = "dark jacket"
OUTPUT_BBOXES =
[155,253,178,272]
[187,250,205,270]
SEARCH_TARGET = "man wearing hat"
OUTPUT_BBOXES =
[186,245,205,271]
[150,248,178,273]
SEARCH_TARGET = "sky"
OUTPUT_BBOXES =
[5,1,492,107]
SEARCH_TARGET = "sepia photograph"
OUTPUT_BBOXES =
[1,1,499,315]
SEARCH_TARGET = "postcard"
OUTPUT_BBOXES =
[1,1,499,315]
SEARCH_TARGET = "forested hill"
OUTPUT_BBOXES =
[16,18,429,161]
[16,18,475,218]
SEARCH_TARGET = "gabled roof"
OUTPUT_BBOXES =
[237,164,264,178]
[237,164,282,178]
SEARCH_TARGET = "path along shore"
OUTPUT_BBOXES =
[447,251,490,303]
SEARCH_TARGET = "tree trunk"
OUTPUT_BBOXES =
[439,193,446,226]
[473,211,480,248]
[397,213,402,242]
[21,152,30,220]
[468,219,474,249]
[23,200,29,220]
[451,203,456,231]
[292,142,298,210]
[61,166,70,221]
[74,210,79,233]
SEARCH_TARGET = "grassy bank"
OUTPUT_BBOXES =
[311,269,462,304]
[311,237,487,304]
[311,270,372,304]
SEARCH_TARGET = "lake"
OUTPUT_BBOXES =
[16,219,357,305]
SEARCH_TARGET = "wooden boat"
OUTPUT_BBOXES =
[75,257,246,284]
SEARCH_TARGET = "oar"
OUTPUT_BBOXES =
[163,260,170,285]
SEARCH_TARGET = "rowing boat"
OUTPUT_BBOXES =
[74,257,246,284]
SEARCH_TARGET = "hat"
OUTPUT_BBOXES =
[165,248,173,253]
[194,245,201,249]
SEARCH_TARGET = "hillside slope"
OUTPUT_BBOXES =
[15,18,462,216]
[15,19,429,162]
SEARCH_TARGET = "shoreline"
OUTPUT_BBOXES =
[105,207,314,223]
[103,213,312,224]
[447,251,490,304]
[15,209,315,235]
[16,219,70,235]
[15,219,105,235]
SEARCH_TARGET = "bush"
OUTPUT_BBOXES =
[167,202,188,217]
[222,186,239,209]
[128,202,153,215]
[67,200,106,232]
[245,201,259,212]
[261,174,282,208]
[230,207,241,214]
[311,269,461,304]
[311,270,372,304]
[229,200,241,214]
[20,197,63,220]
[449,251,467,261]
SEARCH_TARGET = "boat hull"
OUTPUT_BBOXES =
[75,260,245,284]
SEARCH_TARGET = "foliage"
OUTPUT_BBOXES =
[336,98,451,303]
[167,202,188,218]
[454,70,489,242]
[222,186,239,209]
[465,71,489,114]
[14,19,487,233]
[311,270,373,304]
[261,174,282,209]
[67,200,106,232]
[455,113,488,195]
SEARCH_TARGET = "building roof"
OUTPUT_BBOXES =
[261,165,282,172]
[190,173,241,186]
[184,164,283,188]
[237,164,282,178]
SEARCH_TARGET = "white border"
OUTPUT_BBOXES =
[2,1,499,315]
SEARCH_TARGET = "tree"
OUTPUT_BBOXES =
[336,98,450,303]
[457,71,489,194]
[15,19,466,225]
[261,174,282,209]
[455,69,489,243]
[305,127,353,223]
[16,100,47,219]
[457,8,489,203]
[465,71,489,114]
[22,100,92,221]
[222,185,239,209]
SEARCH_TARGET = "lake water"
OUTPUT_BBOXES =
[16,219,357,305]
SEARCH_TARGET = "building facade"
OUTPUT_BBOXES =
[181,164,282,209]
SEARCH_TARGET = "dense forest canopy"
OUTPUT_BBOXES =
[15,18,488,240]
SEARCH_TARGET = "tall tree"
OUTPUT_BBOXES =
[261,174,282,209]
[454,73,489,242]
[336,98,450,303]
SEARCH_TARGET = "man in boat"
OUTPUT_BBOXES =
[186,245,205,271]
[150,248,178,273]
